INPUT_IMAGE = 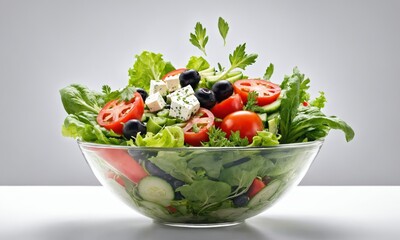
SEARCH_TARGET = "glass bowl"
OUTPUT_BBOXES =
[78,140,323,227]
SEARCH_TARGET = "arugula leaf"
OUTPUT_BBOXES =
[218,17,229,46]
[177,179,231,206]
[189,22,208,56]
[128,51,175,91]
[310,91,327,109]
[186,56,210,71]
[229,43,258,70]
[263,63,274,80]
[60,84,103,114]
[279,69,302,143]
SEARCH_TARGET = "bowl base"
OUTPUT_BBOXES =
[155,221,244,228]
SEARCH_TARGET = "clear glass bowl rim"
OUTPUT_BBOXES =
[77,139,324,151]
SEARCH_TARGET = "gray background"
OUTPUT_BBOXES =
[1,0,399,185]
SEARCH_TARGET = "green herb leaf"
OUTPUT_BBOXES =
[186,56,210,71]
[244,91,267,112]
[229,131,249,146]
[217,62,225,72]
[120,86,136,101]
[202,126,234,147]
[218,17,229,46]
[189,22,208,56]
[102,85,111,95]
[128,51,175,91]
[263,63,274,80]
[229,43,258,70]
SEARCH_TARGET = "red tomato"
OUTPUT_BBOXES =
[210,94,244,119]
[220,111,264,142]
[106,170,126,187]
[96,148,148,184]
[97,92,144,134]
[247,178,266,198]
[162,68,187,80]
[183,108,214,146]
[233,79,281,106]
[302,101,309,107]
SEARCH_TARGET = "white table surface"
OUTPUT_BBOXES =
[0,186,399,240]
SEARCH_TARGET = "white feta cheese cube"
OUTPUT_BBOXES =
[166,85,195,102]
[149,80,168,96]
[169,95,200,121]
[145,92,166,112]
[164,75,181,92]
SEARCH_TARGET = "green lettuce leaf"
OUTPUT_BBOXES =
[249,131,280,147]
[177,179,231,206]
[135,126,185,147]
[186,56,210,71]
[128,51,175,91]
[60,84,103,114]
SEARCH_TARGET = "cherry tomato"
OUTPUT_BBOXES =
[233,79,281,106]
[303,101,309,107]
[210,94,244,119]
[162,68,187,80]
[247,178,266,198]
[97,92,144,135]
[220,111,264,142]
[183,108,214,146]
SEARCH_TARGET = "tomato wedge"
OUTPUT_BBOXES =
[162,68,187,80]
[97,92,144,134]
[211,94,244,119]
[247,178,266,198]
[233,79,281,106]
[183,108,214,146]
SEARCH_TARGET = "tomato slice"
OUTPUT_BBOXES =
[97,92,144,134]
[220,110,264,143]
[183,108,214,146]
[233,79,281,106]
[210,94,244,119]
[247,178,266,198]
[162,68,187,80]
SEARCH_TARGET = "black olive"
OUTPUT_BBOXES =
[136,88,148,101]
[122,119,147,140]
[179,69,201,89]
[194,88,217,109]
[232,194,250,207]
[211,80,234,102]
[144,161,174,182]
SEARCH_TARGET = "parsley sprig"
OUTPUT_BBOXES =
[218,17,229,46]
[190,22,208,56]
[244,91,266,112]
[202,126,249,147]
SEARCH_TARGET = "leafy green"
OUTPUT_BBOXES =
[287,106,355,142]
[128,51,175,91]
[310,91,327,109]
[148,151,196,183]
[219,157,263,195]
[248,131,280,147]
[229,43,258,70]
[202,127,250,147]
[244,91,266,112]
[60,84,103,114]
[218,17,229,45]
[187,153,223,179]
[135,126,185,147]
[279,68,354,143]
[177,179,231,206]
[263,63,274,80]
[186,56,210,71]
[62,111,122,144]
[189,22,208,56]
[120,86,136,101]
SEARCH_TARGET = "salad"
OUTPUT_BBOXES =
[61,18,354,223]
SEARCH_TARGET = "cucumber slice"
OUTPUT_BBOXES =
[147,117,163,134]
[199,67,215,74]
[268,117,278,134]
[138,176,174,207]
[226,73,243,83]
[248,180,281,208]
[257,113,267,123]
[156,109,170,117]
[260,99,281,113]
